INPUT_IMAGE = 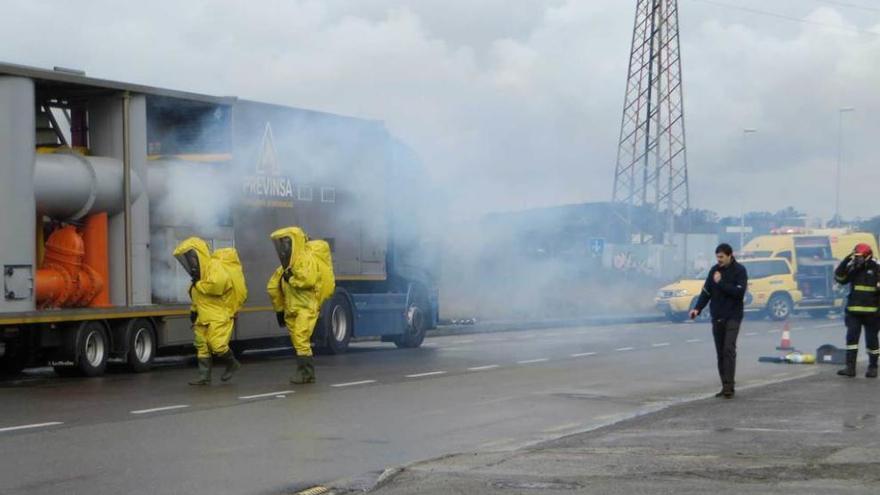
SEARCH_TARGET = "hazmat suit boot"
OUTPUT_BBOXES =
[218,350,241,382]
[303,356,316,384]
[189,358,212,385]
[290,356,315,385]
[837,352,857,377]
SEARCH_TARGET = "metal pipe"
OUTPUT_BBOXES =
[34,153,144,219]
[123,92,133,306]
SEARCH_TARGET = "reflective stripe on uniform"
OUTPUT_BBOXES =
[869,349,880,355]
[853,285,878,292]
[846,345,860,350]
[836,275,848,283]
[847,306,879,313]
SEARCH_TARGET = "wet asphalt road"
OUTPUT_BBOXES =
[0,317,846,495]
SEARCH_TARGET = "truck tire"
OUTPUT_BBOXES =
[767,293,793,321]
[316,294,353,355]
[125,319,157,373]
[395,288,429,349]
[54,321,109,377]
[0,341,29,375]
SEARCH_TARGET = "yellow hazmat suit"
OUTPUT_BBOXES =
[267,227,320,358]
[173,237,241,384]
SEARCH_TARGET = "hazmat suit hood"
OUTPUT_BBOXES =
[213,247,242,265]
[173,237,212,280]
[270,227,308,270]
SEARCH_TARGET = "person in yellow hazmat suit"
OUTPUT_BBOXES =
[267,227,320,384]
[173,237,241,385]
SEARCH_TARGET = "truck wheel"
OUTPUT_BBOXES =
[126,319,156,373]
[395,289,429,349]
[0,341,29,375]
[767,294,792,321]
[55,321,109,377]
[316,294,352,355]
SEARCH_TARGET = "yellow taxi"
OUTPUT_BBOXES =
[656,257,802,322]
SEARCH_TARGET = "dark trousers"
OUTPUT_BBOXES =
[712,319,741,391]
[844,313,880,367]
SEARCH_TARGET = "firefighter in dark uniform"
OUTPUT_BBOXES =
[834,243,880,378]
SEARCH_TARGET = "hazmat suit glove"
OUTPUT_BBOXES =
[276,312,286,328]
[282,268,293,283]
[190,311,197,324]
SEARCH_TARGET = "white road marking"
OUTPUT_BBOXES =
[651,342,671,348]
[131,405,189,415]
[517,358,549,364]
[686,339,702,343]
[745,332,758,336]
[468,364,500,371]
[405,371,448,378]
[330,380,376,388]
[239,390,295,400]
[0,422,63,433]
[571,352,597,357]
[615,347,634,352]
[734,427,838,434]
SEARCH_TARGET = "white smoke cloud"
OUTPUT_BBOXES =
[2,0,880,222]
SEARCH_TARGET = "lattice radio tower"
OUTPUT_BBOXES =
[612,0,690,243]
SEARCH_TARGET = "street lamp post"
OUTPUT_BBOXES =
[836,107,855,224]
[741,129,758,251]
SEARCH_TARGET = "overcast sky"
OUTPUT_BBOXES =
[2,0,879,221]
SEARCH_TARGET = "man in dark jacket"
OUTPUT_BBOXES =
[690,243,749,398]
[834,243,880,378]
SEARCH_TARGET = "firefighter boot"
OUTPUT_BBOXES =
[837,352,857,378]
[189,358,212,385]
[866,354,878,378]
[218,350,241,382]
[290,356,310,384]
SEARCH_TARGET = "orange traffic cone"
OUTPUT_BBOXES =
[776,321,794,351]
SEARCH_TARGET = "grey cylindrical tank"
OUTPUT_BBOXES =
[0,77,36,313]
[34,153,145,220]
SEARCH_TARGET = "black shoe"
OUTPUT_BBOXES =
[838,367,856,377]
[866,366,878,379]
